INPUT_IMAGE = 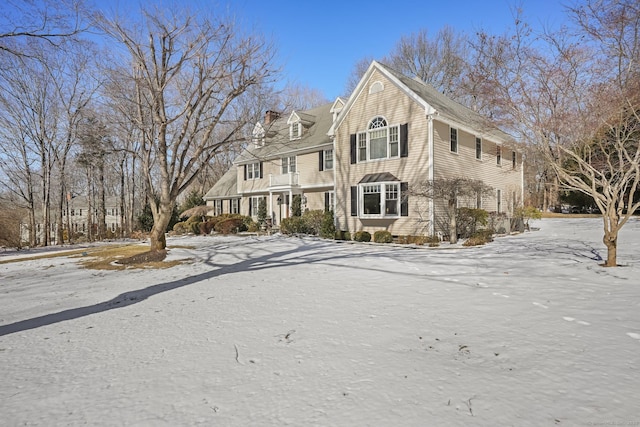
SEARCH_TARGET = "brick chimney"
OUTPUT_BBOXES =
[264,110,280,124]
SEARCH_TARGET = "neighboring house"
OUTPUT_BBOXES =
[204,101,341,225]
[205,61,523,237]
[22,196,124,245]
[63,196,124,235]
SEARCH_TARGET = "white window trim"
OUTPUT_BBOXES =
[324,149,334,170]
[450,127,458,154]
[230,198,239,214]
[359,181,401,218]
[358,116,400,162]
[281,156,297,174]
[290,122,301,140]
[475,137,482,160]
[247,162,260,180]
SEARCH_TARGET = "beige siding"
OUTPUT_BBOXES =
[432,120,521,215]
[335,69,431,236]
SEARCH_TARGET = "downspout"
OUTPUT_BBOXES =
[427,114,435,236]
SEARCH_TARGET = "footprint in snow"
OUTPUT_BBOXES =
[627,332,640,340]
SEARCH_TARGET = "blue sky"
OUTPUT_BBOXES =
[230,0,570,99]
[94,0,570,100]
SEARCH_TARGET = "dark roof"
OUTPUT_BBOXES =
[234,102,334,164]
[359,172,400,184]
[377,62,513,142]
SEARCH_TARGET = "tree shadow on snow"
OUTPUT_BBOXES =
[0,237,381,337]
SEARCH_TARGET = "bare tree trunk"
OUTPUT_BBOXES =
[449,199,457,244]
[603,212,619,267]
[97,161,106,240]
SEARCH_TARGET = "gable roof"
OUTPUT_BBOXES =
[234,102,335,165]
[330,61,513,144]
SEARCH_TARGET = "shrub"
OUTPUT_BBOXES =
[280,216,309,235]
[462,229,494,246]
[457,207,488,238]
[214,218,244,235]
[291,195,302,217]
[353,231,371,242]
[515,206,542,230]
[335,230,351,241]
[373,230,393,243]
[302,209,325,235]
[199,220,216,235]
[425,235,441,247]
[173,222,188,234]
[320,210,336,239]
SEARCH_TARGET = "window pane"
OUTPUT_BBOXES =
[282,158,288,174]
[370,128,387,159]
[385,184,398,215]
[363,184,381,214]
[358,132,367,161]
[450,128,458,153]
[389,126,399,157]
[289,156,296,173]
[325,149,333,170]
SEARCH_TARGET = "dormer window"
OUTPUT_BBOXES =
[290,122,301,140]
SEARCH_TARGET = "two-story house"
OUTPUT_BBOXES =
[205,61,523,237]
[204,101,342,224]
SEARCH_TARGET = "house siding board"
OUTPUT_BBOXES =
[432,120,521,214]
[335,68,430,236]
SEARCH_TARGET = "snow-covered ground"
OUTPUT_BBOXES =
[1,218,639,426]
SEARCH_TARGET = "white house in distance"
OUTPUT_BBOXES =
[204,61,523,238]
[22,196,124,245]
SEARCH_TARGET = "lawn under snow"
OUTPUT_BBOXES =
[1,218,639,426]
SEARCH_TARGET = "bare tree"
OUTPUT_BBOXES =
[471,0,640,266]
[409,178,493,244]
[0,0,86,58]
[387,27,469,100]
[96,6,277,251]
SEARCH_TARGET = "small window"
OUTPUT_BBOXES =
[369,81,384,94]
[475,137,482,160]
[282,156,296,174]
[214,200,223,216]
[512,151,517,169]
[230,198,239,214]
[357,132,367,162]
[497,189,502,213]
[290,122,301,140]
[476,191,483,209]
[247,162,260,179]
[496,146,502,166]
[324,149,334,170]
[450,128,458,153]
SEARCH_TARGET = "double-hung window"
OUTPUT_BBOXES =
[496,146,502,166]
[290,122,301,140]
[282,156,296,174]
[214,200,223,216]
[361,182,400,217]
[450,127,458,153]
[475,137,482,160]
[247,162,260,179]
[324,149,334,170]
[230,198,239,214]
[512,151,517,169]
